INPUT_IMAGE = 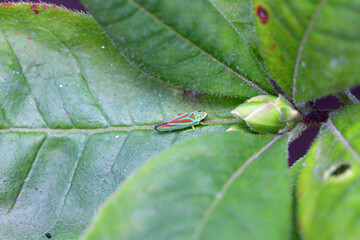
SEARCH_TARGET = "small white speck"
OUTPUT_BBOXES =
[330,59,338,67]
[159,94,161,97]
[59,84,63,88]
[62,110,67,115]
[115,135,119,138]
[216,193,223,199]
[302,162,307,167]
[301,61,306,67]
[101,46,105,49]
[110,63,113,66]
[67,37,70,40]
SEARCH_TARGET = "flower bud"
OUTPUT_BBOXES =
[230,95,299,134]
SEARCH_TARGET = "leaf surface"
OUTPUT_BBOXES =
[81,0,275,98]
[254,0,360,103]
[0,3,238,239]
[83,133,291,240]
[298,104,360,240]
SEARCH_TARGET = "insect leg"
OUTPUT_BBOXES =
[180,125,195,135]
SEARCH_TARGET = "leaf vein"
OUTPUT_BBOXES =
[0,118,238,134]
[0,28,48,128]
[292,0,328,102]
[126,28,165,45]
[35,26,112,126]
[6,135,47,214]
[0,104,12,127]
[95,133,130,207]
[150,52,202,69]
[207,0,269,77]
[127,0,268,94]
[327,120,360,164]
[191,135,281,240]
[35,136,90,240]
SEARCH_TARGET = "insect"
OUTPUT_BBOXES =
[154,111,208,135]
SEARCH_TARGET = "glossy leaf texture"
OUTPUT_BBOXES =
[80,0,275,98]
[297,104,360,240]
[254,0,360,103]
[0,4,239,239]
[82,133,290,240]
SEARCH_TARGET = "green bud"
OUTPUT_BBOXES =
[230,95,299,134]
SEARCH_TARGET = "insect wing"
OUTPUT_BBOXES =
[155,113,196,131]
[169,113,197,124]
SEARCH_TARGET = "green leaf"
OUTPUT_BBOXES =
[254,0,360,103]
[289,158,305,240]
[298,104,360,239]
[210,0,263,57]
[82,133,291,240]
[80,0,275,98]
[0,3,238,239]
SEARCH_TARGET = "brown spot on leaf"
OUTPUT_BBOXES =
[269,43,276,52]
[256,5,269,24]
[27,34,33,40]
[298,192,303,197]
[30,4,40,14]
[89,46,94,50]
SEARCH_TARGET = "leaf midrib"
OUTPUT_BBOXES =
[0,118,239,134]
[1,4,248,130]
[292,0,328,102]
[207,0,269,77]
[126,0,269,95]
